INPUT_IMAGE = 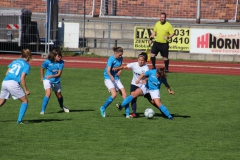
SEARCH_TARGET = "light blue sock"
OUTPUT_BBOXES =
[41,96,49,112]
[159,104,172,119]
[17,102,28,122]
[102,96,114,109]
[125,104,130,116]
[121,95,133,107]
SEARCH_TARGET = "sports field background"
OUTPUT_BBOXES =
[0,64,239,160]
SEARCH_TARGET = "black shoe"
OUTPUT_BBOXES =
[165,70,170,73]
[152,67,156,70]
[116,103,123,111]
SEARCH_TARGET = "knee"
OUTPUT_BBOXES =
[112,93,117,99]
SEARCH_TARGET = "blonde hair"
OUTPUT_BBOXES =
[21,49,32,62]
[112,47,123,53]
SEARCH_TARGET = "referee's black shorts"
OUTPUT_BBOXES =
[151,41,169,58]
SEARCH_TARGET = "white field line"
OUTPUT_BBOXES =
[1,57,240,70]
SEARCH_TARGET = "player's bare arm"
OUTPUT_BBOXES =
[40,67,44,82]
[107,66,114,81]
[46,70,63,79]
[21,73,30,95]
[136,73,145,84]
[112,65,127,71]
[165,83,174,95]
[5,68,10,75]
[149,31,156,45]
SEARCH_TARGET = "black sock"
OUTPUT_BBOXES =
[151,57,156,69]
[164,59,169,71]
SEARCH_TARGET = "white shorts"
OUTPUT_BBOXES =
[0,80,25,100]
[43,79,62,92]
[104,79,124,92]
[140,85,160,99]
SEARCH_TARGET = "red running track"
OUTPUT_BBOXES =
[0,54,239,76]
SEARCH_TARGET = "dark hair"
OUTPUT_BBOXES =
[161,12,167,18]
[48,49,62,62]
[112,47,123,53]
[21,49,32,61]
[156,67,167,78]
[138,52,147,62]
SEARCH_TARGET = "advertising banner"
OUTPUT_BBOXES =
[190,29,240,55]
[133,26,190,51]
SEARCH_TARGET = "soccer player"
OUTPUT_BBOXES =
[100,47,130,118]
[40,49,69,114]
[116,67,175,120]
[0,49,32,124]
[149,12,174,72]
[113,52,149,118]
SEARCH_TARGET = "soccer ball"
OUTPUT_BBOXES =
[144,108,155,119]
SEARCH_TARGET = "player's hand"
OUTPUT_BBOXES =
[112,68,117,71]
[149,40,152,45]
[110,76,114,82]
[169,91,174,95]
[25,90,30,95]
[164,36,169,40]
[135,80,140,84]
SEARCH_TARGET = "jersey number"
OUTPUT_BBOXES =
[9,64,21,75]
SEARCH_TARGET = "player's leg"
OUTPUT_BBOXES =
[0,98,6,106]
[118,87,130,118]
[0,81,9,106]
[150,42,160,69]
[17,95,28,124]
[149,90,173,120]
[100,79,117,117]
[116,80,131,118]
[130,85,140,118]
[144,94,166,117]
[52,83,69,113]
[159,43,170,72]
[41,80,52,114]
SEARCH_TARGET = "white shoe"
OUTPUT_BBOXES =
[126,115,132,119]
[40,111,45,115]
[62,106,70,113]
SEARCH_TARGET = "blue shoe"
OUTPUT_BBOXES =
[100,106,106,117]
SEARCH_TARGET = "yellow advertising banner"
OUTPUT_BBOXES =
[134,26,190,51]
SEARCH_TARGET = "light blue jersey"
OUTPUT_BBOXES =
[104,55,123,80]
[144,69,167,90]
[4,58,30,83]
[42,59,64,84]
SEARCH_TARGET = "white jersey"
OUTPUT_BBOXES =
[127,62,149,87]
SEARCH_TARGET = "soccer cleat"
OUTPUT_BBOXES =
[100,106,106,117]
[165,70,170,73]
[130,113,137,118]
[16,121,24,124]
[62,106,70,113]
[116,103,123,111]
[40,111,45,115]
[126,115,133,119]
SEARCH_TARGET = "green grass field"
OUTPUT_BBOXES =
[0,66,239,160]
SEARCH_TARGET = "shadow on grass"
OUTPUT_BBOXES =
[47,109,95,114]
[0,118,72,123]
[27,118,72,123]
[57,109,95,113]
[126,113,191,119]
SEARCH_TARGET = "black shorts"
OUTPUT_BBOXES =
[151,41,169,58]
[130,84,151,99]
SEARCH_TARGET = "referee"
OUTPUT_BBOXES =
[149,12,174,72]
